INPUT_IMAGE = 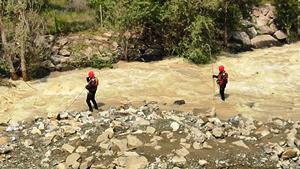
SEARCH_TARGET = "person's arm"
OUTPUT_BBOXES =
[86,77,91,90]
[212,75,218,78]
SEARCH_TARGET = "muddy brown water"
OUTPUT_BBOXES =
[0,42,299,123]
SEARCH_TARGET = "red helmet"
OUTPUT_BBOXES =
[88,71,95,78]
[219,65,225,72]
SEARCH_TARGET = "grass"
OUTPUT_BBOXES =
[42,0,98,34]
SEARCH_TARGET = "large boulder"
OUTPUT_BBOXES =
[273,30,287,41]
[251,35,280,48]
[230,32,251,47]
[257,25,276,35]
[246,27,257,39]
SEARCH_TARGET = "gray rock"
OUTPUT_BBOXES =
[6,121,20,132]
[230,31,251,47]
[58,49,71,56]
[203,142,212,149]
[57,38,68,46]
[145,126,156,134]
[56,163,67,169]
[55,63,74,72]
[190,127,206,143]
[257,25,276,35]
[23,139,33,147]
[50,55,63,64]
[41,60,55,71]
[274,30,287,40]
[170,122,180,131]
[255,126,270,138]
[273,144,284,156]
[96,128,114,143]
[287,128,297,147]
[127,135,143,148]
[174,100,185,105]
[58,112,69,120]
[251,35,280,48]
[282,148,298,160]
[0,144,13,154]
[175,147,189,157]
[212,127,224,138]
[246,27,258,39]
[127,156,149,169]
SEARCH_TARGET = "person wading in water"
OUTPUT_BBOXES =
[213,65,228,101]
[86,71,99,112]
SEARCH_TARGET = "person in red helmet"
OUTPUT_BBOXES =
[85,70,99,112]
[213,65,228,101]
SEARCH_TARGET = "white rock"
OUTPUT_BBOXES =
[31,127,42,135]
[56,163,67,169]
[145,126,156,134]
[135,117,150,126]
[232,140,249,149]
[193,142,202,150]
[172,156,186,164]
[23,139,33,147]
[199,160,208,166]
[76,146,88,153]
[62,144,75,153]
[96,128,114,143]
[66,153,81,168]
[170,122,180,131]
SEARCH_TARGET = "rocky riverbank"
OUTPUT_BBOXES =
[1,103,300,169]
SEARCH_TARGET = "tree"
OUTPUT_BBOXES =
[0,18,18,80]
[274,0,299,41]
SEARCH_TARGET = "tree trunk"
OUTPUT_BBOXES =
[20,12,30,81]
[0,18,18,80]
[20,40,29,81]
[224,1,228,47]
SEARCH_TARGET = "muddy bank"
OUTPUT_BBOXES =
[0,42,299,123]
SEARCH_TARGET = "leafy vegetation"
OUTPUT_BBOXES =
[0,0,299,81]
[274,0,299,41]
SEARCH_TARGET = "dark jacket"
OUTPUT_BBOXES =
[213,71,228,86]
[86,77,99,92]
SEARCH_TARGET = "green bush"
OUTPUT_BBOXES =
[0,59,9,76]
[274,0,299,41]
[183,48,211,64]
[90,56,113,69]
[44,10,97,34]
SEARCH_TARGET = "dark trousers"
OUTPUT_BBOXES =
[219,84,226,101]
[86,91,98,111]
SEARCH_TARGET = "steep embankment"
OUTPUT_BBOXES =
[0,42,299,123]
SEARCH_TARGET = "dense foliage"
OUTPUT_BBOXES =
[274,0,299,41]
[1,0,299,81]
